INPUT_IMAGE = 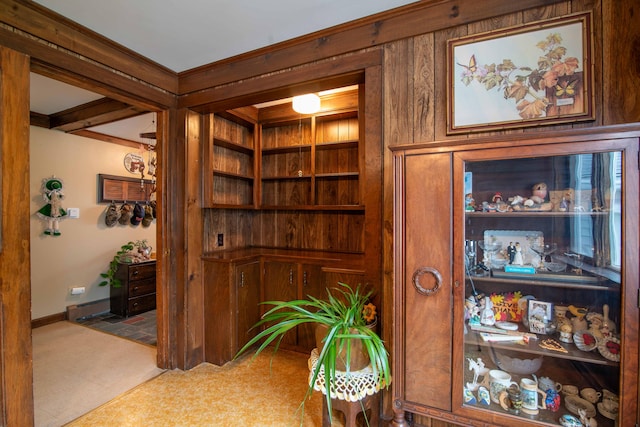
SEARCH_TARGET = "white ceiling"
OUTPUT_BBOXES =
[29,0,418,140]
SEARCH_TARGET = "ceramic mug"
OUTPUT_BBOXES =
[562,384,579,397]
[538,376,563,393]
[580,387,602,404]
[489,370,519,404]
[499,385,523,414]
[520,377,546,415]
[602,397,619,412]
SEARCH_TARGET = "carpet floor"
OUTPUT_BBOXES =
[33,321,164,427]
[66,349,325,426]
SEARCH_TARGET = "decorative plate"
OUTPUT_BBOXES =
[573,330,597,352]
[598,335,621,362]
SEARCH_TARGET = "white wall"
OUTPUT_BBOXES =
[30,126,156,319]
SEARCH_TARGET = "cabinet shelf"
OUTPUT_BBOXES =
[261,175,311,181]
[208,203,255,210]
[316,140,358,150]
[466,331,618,367]
[471,275,619,291]
[213,169,254,181]
[466,211,610,218]
[213,137,254,155]
[262,145,312,154]
[316,172,359,178]
[260,204,364,211]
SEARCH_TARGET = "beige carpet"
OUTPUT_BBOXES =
[33,321,164,427]
[66,349,325,426]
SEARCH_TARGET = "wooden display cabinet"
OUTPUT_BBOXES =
[391,126,639,427]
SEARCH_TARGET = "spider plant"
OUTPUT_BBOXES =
[235,282,391,424]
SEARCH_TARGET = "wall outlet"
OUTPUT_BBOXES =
[70,286,85,295]
[217,233,224,247]
[67,207,80,218]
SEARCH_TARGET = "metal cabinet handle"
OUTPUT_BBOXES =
[303,270,308,287]
[412,267,442,296]
[289,269,294,286]
[240,271,245,287]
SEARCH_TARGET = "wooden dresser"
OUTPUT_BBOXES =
[110,260,157,317]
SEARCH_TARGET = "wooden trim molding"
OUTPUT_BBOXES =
[178,0,566,95]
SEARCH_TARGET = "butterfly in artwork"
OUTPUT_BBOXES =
[457,55,477,74]
[555,80,577,97]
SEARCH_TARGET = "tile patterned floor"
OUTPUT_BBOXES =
[75,309,157,346]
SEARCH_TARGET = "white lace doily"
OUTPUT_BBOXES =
[307,348,389,402]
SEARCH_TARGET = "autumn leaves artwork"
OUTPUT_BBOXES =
[448,13,593,133]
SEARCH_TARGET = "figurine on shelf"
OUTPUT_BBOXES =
[512,242,524,266]
[480,296,496,326]
[466,357,489,392]
[507,242,516,264]
[465,193,476,212]
[531,182,548,203]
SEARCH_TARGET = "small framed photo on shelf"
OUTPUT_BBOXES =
[446,12,594,134]
[528,300,554,335]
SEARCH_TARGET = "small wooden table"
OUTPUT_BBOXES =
[308,349,385,426]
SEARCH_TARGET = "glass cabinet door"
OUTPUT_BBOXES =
[460,147,624,426]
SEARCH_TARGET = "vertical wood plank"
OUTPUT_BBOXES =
[602,0,640,124]
[0,46,34,426]
[384,39,412,146]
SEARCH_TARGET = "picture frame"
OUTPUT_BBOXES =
[447,12,593,134]
[528,300,554,335]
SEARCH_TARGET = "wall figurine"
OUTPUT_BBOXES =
[36,176,67,236]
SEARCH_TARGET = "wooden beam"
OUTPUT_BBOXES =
[29,111,49,128]
[0,0,177,94]
[179,50,381,112]
[178,0,565,95]
[70,129,155,150]
[48,98,147,132]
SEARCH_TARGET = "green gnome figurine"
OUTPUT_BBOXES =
[37,176,67,236]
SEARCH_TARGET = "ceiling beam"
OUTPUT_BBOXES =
[70,129,155,150]
[48,98,147,132]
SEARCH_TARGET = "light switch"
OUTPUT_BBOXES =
[67,208,80,218]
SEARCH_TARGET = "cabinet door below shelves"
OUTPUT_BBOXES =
[263,260,299,348]
[298,263,325,352]
[237,261,261,351]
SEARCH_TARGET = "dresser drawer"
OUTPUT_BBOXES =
[129,277,156,297]
[128,294,156,316]
[128,262,156,281]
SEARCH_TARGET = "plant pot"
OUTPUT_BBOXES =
[315,324,370,372]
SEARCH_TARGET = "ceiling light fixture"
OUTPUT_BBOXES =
[292,93,321,114]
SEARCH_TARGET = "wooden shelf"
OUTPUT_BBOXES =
[213,137,254,155]
[315,172,359,178]
[213,169,254,180]
[465,330,618,366]
[262,145,312,154]
[260,204,365,211]
[315,140,358,150]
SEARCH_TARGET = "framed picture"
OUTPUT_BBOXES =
[447,12,593,134]
[528,300,554,335]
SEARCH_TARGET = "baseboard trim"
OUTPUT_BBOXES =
[66,298,111,322]
[32,312,66,329]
